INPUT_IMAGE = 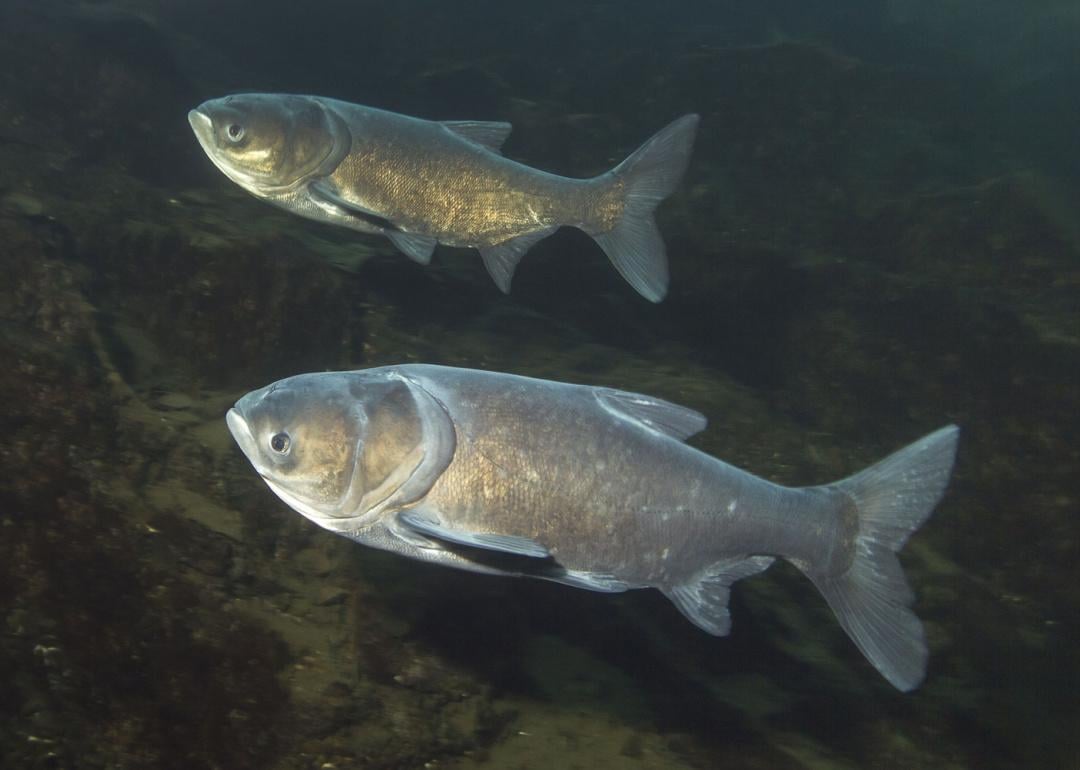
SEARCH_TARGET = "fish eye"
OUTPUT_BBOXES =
[269,432,291,454]
[226,123,245,142]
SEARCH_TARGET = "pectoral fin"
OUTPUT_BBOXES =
[397,510,550,558]
[309,179,378,217]
[309,179,395,228]
[309,181,438,264]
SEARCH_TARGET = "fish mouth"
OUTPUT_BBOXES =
[187,108,213,138]
[225,407,258,461]
[225,406,280,491]
[187,108,220,161]
[226,406,279,493]
[187,106,266,193]
[225,406,251,441]
[225,406,356,530]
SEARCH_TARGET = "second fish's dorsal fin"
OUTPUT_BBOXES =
[595,388,707,441]
[440,120,513,153]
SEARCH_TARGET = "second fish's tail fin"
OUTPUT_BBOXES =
[591,113,699,302]
[806,425,960,691]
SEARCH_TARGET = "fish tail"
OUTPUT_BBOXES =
[590,114,699,302]
[804,425,960,691]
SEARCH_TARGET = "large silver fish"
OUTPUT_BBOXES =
[188,94,698,302]
[226,365,958,691]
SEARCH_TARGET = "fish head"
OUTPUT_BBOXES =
[226,370,455,533]
[188,94,348,194]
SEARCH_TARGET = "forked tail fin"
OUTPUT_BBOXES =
[591,113,699,302]
[805,425,960,691]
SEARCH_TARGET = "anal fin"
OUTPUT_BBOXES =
[388,231,438,265]
[663,555,774,636]
[478,227,557,293]
[541,567,630,593]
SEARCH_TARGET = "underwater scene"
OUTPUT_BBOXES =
[1,1,1078,768]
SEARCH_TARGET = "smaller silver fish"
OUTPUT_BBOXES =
[188,94,698,301]
[227,365,959,691]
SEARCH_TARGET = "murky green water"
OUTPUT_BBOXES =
[1,1,1077,768]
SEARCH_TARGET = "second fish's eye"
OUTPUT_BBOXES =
[226,123,244,142]
[269,432,290,454]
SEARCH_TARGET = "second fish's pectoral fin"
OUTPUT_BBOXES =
[663,555,775,636]
[398,510,551,558]
[595,388,707,441]
[440,120,513,153]
[387,231,438,265]
[478,227,557,293]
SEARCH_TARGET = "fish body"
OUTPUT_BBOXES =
[226,364,958,691]
[189,94,698,301]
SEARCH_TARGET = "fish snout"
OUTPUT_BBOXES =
[225,407,255,451]
[188,108,213,138]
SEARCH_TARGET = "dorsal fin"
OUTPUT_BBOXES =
[595,388,706,441]
[440,120,513,153]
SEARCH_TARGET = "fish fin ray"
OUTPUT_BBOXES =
[589,114,699,302]
[542,568,630,593]
[663,555,774,635]
[398,510,550,558]
[803,425,959,691]
[310,179,377,216]
[595,388,707,441]
[478,227,557,292]
[386,516,440,550]
[441,120,513,153]
[388,232,438,265]
[304,181,385,232]
[308,178,402,235]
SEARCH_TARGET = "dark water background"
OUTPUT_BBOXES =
[1,1,1078,768]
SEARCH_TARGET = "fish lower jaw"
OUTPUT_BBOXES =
[261,476,373,531]
[195,146,293,198]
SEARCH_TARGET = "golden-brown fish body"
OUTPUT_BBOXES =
[322,102,621,246]
[189,94,698,301]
